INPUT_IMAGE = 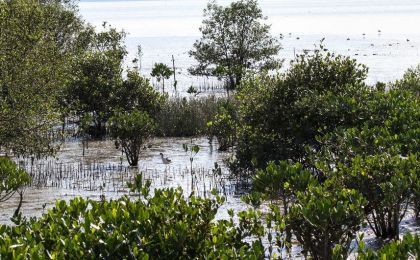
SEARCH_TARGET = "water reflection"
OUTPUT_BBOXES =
[0,137,247,224]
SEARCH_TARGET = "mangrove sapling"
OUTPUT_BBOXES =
[184,143,200,174]
[338,154,417,240]
[171,55,178,92]
[132,44,143,71]
[0,157,31,221]
[287,184,367,260]
[187,85,199,96]
[206,100,238,151]
[241,193,291,259]
[183,142,200,191]
[108,110,156,167]
[252,161,317,247]
[151,62,173,93]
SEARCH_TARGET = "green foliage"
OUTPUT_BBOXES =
[0,157,30,203]
[250,161,317,251]
[315,88,419,169]
[207,100,238,151]
[183,142,200,175]
[357,233,420,259]
[65,23,126,138]
[234,49,370,171]
[156,96,223,137]
[0,183,267,259]
[288,185,367,260]
[253,161,316,212]
[187,85,198,95]
[0,0,84,156]
[115,69,165,116]
[393,64,420,97]
[108,110,156,167]
[338,154,417,239]
[150,62,173,92]
[189,0,281,90]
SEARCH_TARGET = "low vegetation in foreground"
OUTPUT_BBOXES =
[0,0,419,259]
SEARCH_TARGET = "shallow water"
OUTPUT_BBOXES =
[0,137,247,224]
[1,0,419,254]
[79,0,420,92]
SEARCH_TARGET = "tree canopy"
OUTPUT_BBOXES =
[189,0,281,91]
[234,49,370,171]
[64,24,127,138]
[0,0,85,157]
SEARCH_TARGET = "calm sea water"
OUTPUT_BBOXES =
[79,0,420,91]
[1,1,419,236]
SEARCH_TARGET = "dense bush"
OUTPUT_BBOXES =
[393,64,420,96]
[234,49,371,171]
[114,69,165,117]
[65,24,126,138]
[206,100,238,151]
[287,184,366,259]
[337,154,417,239]
[108,110,156,167]
[315,88,419,168]
[0,175,267,259]
[0,0,84,156]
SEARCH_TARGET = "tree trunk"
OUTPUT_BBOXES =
[235,73,242,88]
[13,190,24,218]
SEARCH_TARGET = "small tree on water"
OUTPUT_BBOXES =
[189,0,282,93]
[151,63,173,93]
[108,110,156,167]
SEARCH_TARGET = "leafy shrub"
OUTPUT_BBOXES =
[234,48,370,172]
[358,233,420,259]
[114,69,165,117]
[338,154,417,239]
[287,185,367,260]
[315,88,419,170]
[252,160,317,247]
[206,100,238,151]
[0,157,30,203]
[0,175,267,259]
[253,161,316,214]
[393,64,420,97]
[108,110,156,166]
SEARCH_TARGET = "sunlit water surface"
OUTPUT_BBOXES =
[77,0,420,92]
[1,0,420,255]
